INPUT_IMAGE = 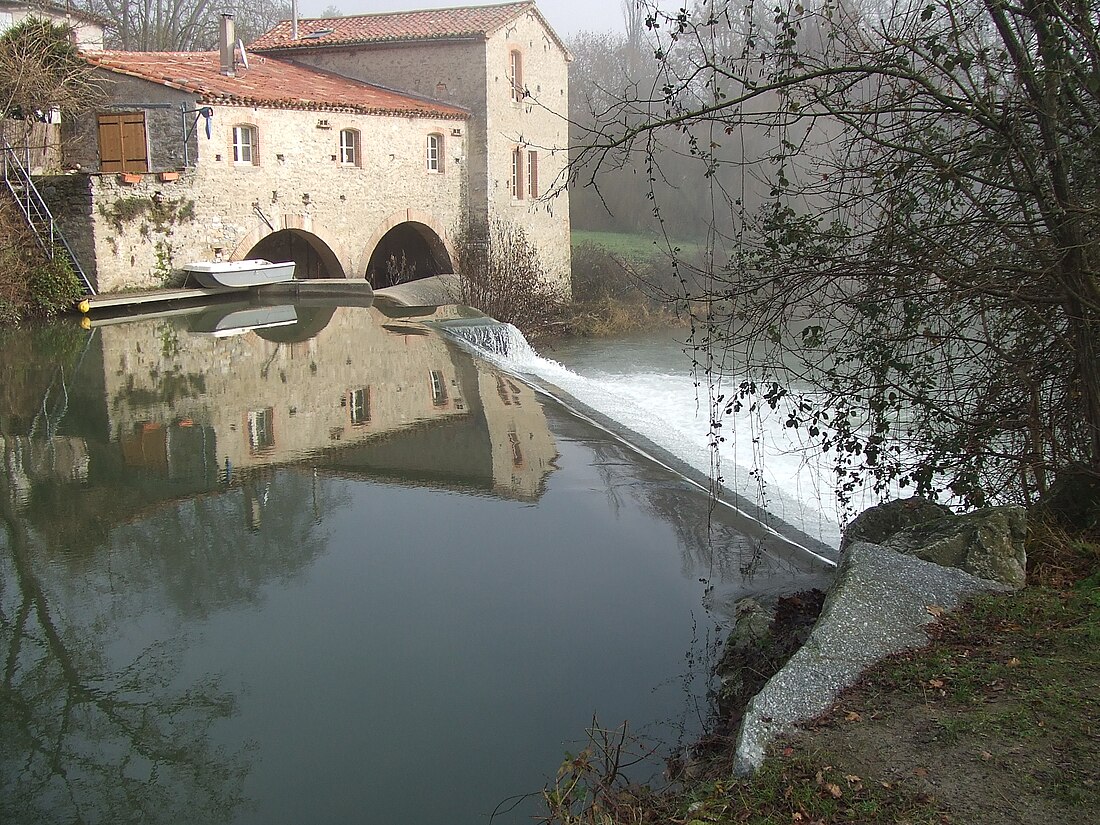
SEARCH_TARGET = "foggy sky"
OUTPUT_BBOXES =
[294,0,627,38]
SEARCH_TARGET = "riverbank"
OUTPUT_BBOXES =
[541,521,1099,824]
[0,198,82,324]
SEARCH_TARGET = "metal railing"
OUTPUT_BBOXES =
[1,137,95,295]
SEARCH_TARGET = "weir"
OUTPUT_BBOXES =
[438,317,840,567]
[433,317,537,363]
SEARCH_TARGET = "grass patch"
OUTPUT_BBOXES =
[572,230,703,261]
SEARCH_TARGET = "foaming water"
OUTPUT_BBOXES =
[441,321,844,549]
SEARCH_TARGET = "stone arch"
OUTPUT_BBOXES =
[360,210,455,289]
[231,214,348,279]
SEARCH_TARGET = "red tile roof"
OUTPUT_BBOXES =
[249,1,566,55]
[84,50,468,119]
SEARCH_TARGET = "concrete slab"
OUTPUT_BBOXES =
[733,541,1010,774]
[375,274,461,307]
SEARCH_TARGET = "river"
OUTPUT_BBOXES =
[0,300,834,825]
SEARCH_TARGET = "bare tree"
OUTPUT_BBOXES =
[572,0,1100,509]
[72,0,290,51]
[0,18,102,121]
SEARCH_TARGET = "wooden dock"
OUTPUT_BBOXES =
[77,286,238,315]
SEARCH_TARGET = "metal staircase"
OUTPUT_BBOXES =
[1,137,95,295]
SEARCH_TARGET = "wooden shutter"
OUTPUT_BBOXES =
[97,112,148,173]
[528,150,538,198]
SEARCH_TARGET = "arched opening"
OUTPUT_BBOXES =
[246,229,342,279]
[365,222,453,289]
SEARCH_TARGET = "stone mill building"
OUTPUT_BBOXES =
[37,2,572,294]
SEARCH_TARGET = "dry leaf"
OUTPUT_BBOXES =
[914,767,929,778]
[929,678,945,689]
[845,711,862,722]
[925,604,945,617]
[845,774,862,784]
[792,814,804,822]
[782,746,794,757]
[1007,657,1021,667]
[825,783,843,799]
[815,770,824,785]
[981,751,992,761]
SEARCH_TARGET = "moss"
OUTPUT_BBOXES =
[98,195,196,234]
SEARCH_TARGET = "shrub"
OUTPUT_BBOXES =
[451,218,567,343]
[0,198,82,324]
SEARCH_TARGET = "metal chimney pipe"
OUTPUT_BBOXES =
[219,13,236,77]
[292,0,299,40]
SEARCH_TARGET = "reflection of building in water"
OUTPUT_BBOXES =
[0,436,90,504]
[98,305,557,501]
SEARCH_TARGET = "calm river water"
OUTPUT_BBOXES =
[0,299,833,825]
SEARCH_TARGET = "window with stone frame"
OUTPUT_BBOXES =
[340,129,360,166]
[232,124,258,165]
[426,133,443,172]
[511,147,524,199]
[527,150,539,198]
[509,49,523,102]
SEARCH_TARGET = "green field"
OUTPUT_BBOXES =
[571,230,702,260]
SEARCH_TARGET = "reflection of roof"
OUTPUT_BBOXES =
[249,1,567,56]
[83,51,468,119]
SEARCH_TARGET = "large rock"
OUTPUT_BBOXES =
[733,542,1008,774]
[882,505,1027,589]
[840,496,953,551]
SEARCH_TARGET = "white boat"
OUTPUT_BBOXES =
[185,259,295,288]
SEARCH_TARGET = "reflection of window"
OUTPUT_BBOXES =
[426,133,442,172]
[506,378,522,406]
[340,129,360,166]
[509,49,523,102]
[247,408,274,451]
[508,430,524,466]
[349,387,370,425]
[232,125,257,165]
[429,370,448,406]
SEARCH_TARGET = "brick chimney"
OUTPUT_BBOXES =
[219,14,236,77]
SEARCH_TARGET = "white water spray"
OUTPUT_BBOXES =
[440,320,844,552]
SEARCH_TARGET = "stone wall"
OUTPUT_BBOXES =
[485,10,572,288]
[288,40,489,220]
[63,73,197,173]
[266,7,572,288]
[50,75,468,293]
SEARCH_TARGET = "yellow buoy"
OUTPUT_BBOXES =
[77,299,91,313]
